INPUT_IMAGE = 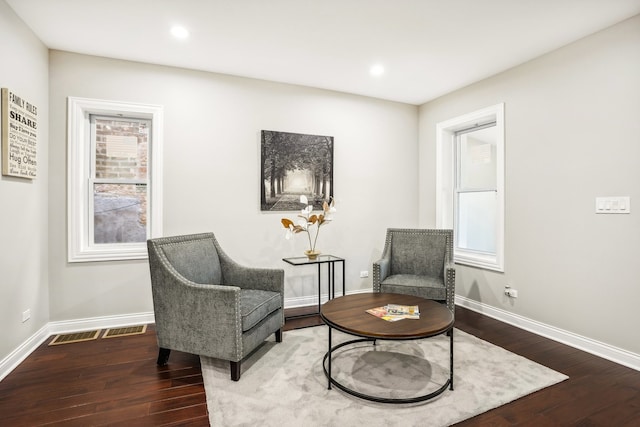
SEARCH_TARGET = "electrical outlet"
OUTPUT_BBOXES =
[360,271,369,278]
[22,309,31,323]
[504,288,518,298]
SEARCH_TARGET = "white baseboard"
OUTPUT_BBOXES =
[47,312,155,335]
[4,294,637,382]
[0,323,51,382]
[1,294,375,381]
[456,295,640,372]
[0,312,155,382]
[1,294,368,381]
[284,287,371,309]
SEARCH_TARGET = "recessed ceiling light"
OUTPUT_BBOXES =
[370,64,385,77]
[170,25,189,39]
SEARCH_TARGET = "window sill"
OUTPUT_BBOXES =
[455,253,504,272]
[68,244,148,263]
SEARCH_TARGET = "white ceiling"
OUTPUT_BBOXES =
[7,0,640,105]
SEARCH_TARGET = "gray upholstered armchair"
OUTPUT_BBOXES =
[147,232,284,381]
[373,228,456,312]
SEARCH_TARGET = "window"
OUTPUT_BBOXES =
[436,103,504,271]
[68,97,163,262]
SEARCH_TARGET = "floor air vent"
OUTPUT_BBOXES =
[102,324,147,339]
[49,330,100,346]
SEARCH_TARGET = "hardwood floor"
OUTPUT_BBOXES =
[452,308,640,426]
[0,306,638,426]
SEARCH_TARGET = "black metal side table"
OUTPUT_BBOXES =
[282,254,345,318]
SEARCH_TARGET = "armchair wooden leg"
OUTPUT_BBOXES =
[157,347,171,366]
[275,328,283,343]
[230,361,241,381]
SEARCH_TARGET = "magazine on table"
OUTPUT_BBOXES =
[366,304,420,321]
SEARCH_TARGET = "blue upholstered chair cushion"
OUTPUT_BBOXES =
[160,238,223,284]
[240,289,282,332]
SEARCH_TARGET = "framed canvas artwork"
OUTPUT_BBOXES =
[260,130,334,211]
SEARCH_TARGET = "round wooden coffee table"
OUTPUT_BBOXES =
[320,292,454,404]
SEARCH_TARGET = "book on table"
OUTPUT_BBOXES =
[365,304,420,321]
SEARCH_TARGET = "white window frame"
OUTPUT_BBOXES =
[68,97,163,262]
[436,103,505,272]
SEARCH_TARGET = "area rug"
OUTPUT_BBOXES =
[201,326,567,426]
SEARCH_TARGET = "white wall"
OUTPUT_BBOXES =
[7,0,637,376]
[419,15,640,356]
[0,1,49,361]
[48,51,419,321]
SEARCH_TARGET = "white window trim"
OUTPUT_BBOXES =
[67,97,163,262]
[436,103,505,272]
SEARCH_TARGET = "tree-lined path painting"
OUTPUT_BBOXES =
[261,130,334,211]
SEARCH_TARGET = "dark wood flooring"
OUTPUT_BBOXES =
[0,306,638,426]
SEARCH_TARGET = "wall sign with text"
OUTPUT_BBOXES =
[1,88,38,179]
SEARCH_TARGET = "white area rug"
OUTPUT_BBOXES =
[202,326,567,426]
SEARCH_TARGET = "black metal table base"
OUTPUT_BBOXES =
[322,329,454,404]
[282,255,345,316]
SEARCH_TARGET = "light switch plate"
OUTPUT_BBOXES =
[595,196,630,214]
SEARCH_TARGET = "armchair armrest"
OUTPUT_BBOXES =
[372,258,390,292]
[211,238,284,293]
[150,263,245,359]
[373,237,393,291]
[221,260,284,294]
[443,262,456,312]
[220,260,285,326]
